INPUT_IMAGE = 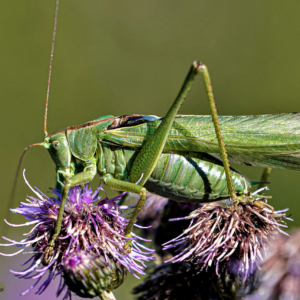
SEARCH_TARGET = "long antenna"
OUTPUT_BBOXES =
[3,143,45,238]
[44,0,60,137]
[2,1,60,239]
[9,143,45,204]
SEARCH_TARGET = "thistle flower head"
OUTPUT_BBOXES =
[133,261,221,300]
[249,230,300,300]
[0,171,154,298]
[63,250,126,299]
[163,199,291,281]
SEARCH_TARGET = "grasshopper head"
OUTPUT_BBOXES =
[44,131,71,170]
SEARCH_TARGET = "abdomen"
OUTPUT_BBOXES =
[144,152,249,202]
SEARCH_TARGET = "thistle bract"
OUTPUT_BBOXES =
[0,171,154,298]
[212,256,260,299]
[63,250,126,299]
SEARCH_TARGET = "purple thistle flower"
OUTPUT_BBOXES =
[0,171,155,299]
[163,200,292,282]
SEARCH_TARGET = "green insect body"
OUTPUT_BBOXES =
[104,113,300,170]
[46,115,249,204]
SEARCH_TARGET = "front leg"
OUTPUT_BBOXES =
[44,168,96,263]
[103,175,147,243]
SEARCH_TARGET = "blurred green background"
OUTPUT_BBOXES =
[1,0,300,299]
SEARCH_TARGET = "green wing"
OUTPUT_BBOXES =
[102,113,300,170]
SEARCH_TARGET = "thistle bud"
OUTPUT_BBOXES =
[212,257,260,299]
[63,250,126,298]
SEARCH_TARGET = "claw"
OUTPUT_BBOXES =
[43,245,54,264]
[123,242,132,254]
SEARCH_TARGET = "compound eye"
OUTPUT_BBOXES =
[52,140,61,151]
